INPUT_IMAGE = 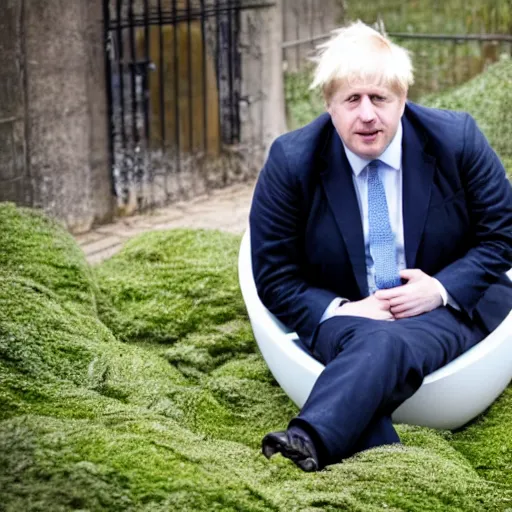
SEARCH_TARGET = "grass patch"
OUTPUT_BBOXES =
[95,230,247,344]
[284,66,325,131]
[344,0,512,35]
[421,57,512,176]
[0,203,511,510]
[0,203,98,316]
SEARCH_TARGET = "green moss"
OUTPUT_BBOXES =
[345,0,512,35]
[165,320,256,378]
[0,414,507,512]
[95,230,246,344]
[422,57,512,175]
[284,67,325,130]
[450,387,512,487]
[0,273,110,387]
[0,203,98,316]
[341,2,511,99]
[1,204,511,510]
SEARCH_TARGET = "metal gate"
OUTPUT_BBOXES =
[103,0,273,211]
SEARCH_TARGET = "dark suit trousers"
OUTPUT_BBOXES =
[289,307,486,465]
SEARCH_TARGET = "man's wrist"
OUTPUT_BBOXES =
[320,297,350,323]
[432,277,448,306]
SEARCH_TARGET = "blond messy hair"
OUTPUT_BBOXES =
[311,21,414,103]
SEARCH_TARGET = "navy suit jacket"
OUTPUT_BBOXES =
[250,102,512,349]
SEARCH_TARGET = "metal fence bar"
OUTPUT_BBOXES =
[103,0,116,196]
[215,0,221,94]
[143,0,150,144]
[233,0,241,143]
[215,0,222,145]
[142,0,152,205]
[114,0,129,203]
[200,0,208,152]
[157,0,165,144]
[227,0,234,143]
[104,0,268,208]
[128,0,139,147]
[282,31,328,49]
[172,0,181,175]
[187,0,193,153]
[109,2,275,29]
[390,32,512,42]
[283,31,512,49]
[115,0,126,151]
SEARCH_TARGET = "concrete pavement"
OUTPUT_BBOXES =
[76,182,254,264]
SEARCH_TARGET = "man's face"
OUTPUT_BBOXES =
[327,82,406,160]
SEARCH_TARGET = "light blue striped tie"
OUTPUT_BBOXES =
[367,160,401,289]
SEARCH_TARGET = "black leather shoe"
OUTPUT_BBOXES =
[262,429,320,472]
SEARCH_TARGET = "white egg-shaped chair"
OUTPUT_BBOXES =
[239,229,512,430]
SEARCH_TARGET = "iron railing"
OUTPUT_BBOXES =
[103,0,273,209]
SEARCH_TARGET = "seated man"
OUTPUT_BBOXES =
[249,21,512,472]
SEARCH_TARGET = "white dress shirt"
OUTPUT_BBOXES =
[320,122,456,322]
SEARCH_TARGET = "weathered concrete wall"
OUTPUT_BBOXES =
[0,0,113,233]
[239,0,287,164]
[86,0,116,227]
[282,0,344,72]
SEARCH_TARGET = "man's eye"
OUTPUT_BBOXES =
[372,96,385,102]
[348,96,359,103]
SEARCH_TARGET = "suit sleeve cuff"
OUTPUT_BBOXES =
[433,278,460,311]
[320,297,343,323]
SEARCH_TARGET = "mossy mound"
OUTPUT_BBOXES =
[0,203,98,316]
[0,204,511,510]
[450,387,512,488]
[95,230,247,344]
[422,57,512,172]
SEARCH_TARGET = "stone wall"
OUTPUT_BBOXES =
[0,0,113,233]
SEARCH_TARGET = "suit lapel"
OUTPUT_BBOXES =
[401,115,436,268]
[320,129,368,297]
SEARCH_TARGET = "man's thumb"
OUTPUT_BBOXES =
[400,268,421,281]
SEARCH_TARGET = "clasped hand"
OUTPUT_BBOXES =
[334,269,443,320]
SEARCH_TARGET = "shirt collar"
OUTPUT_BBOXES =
[342,121,403,177]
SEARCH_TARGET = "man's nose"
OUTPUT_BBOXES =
[358,96,376,123]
